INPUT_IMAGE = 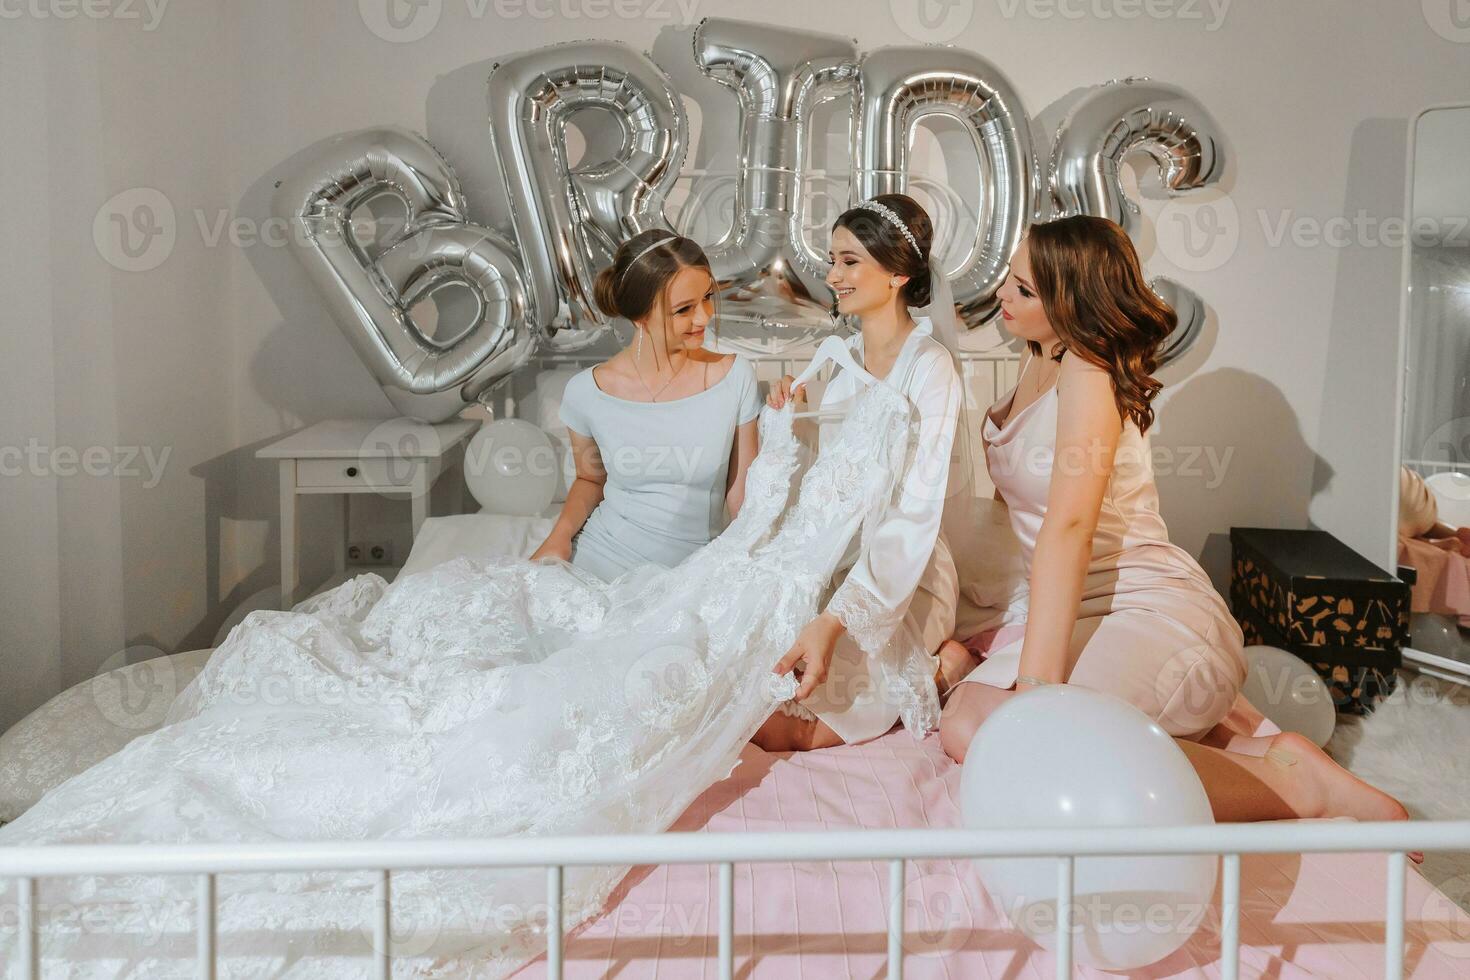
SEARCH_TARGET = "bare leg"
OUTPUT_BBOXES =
[938,681,1017,763]
[935,639,982,700]
[939,684,1421,862]
[750,708,844,752]
[1178,733,1421,864]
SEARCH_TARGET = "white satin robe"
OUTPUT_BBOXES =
[773,316,963,743]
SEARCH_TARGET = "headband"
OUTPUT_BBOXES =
[621,231,682,282]
[853,199,923,256]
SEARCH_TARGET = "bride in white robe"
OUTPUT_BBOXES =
[767,313,963,744]
[761,193,972,749]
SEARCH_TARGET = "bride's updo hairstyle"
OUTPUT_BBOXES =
[593,230,712,325]
[832,193,934,308]
[1025,215,1175,434]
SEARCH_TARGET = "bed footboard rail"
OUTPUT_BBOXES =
[5,820,1470,979]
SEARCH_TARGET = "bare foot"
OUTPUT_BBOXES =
[935,640,981,700]
[1269,731,1423,864]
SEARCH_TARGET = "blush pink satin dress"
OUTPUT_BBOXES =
[955,351,1248,740]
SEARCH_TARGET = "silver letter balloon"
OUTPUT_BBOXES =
[275,23,1229,420]
[1048,77,1227,364]
[488,41,687,351]
[273,127,535,421]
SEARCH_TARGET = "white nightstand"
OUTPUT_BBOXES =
[256,418,479,608]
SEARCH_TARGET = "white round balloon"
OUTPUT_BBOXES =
[463,419,558,516]
[1239,645,1336,747]
[960,685,1217,971]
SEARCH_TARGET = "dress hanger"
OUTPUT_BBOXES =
[790,335,878,420]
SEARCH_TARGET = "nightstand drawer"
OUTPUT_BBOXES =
[295,457,426,489]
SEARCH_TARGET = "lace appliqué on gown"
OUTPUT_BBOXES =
[0,379,936,979]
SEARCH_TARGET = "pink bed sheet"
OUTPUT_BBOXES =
[511,713,1470,978]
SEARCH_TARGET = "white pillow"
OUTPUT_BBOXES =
[0,648,213,824]
[397,512,560,579]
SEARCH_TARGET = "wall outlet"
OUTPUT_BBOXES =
[347,541,394,565]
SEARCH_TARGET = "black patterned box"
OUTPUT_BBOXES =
[1229,527,1409,714]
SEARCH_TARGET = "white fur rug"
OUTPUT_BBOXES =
[1326,669,1470,911]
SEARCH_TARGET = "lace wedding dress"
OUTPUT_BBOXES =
[0,382,941,978]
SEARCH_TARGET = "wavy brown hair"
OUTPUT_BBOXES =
[1024,215,1175,434]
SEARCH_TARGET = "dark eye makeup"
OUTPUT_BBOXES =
[673,289,715,315]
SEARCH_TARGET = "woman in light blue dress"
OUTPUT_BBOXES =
[530,231,764,581]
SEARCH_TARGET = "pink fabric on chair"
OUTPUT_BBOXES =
[1400,533,1470,627]
[510,730,1468,977]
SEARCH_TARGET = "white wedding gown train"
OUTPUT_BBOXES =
[0,381,938,978]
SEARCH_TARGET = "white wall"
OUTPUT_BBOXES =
[2,5,236,732]
[6,0,1469,728]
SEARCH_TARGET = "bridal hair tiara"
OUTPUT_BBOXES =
[853,199,923,257]
[621,230,683,281]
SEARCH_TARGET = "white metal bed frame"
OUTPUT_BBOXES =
[6,820,1470,979]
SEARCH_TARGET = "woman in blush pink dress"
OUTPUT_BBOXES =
[938,216,1416,847]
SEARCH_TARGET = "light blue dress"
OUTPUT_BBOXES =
[558,355,764,582]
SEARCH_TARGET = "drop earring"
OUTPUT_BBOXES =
[636,325,644,362]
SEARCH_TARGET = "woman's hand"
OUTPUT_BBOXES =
[766,374,808,410]
[772,611,845,702]
[530,536,572,563]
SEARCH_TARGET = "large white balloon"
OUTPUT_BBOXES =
[463,420,557,517]
[960,685,1216,971]
[1239,644,1336,747]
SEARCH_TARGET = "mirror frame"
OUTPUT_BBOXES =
[1391,101,1470,684]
